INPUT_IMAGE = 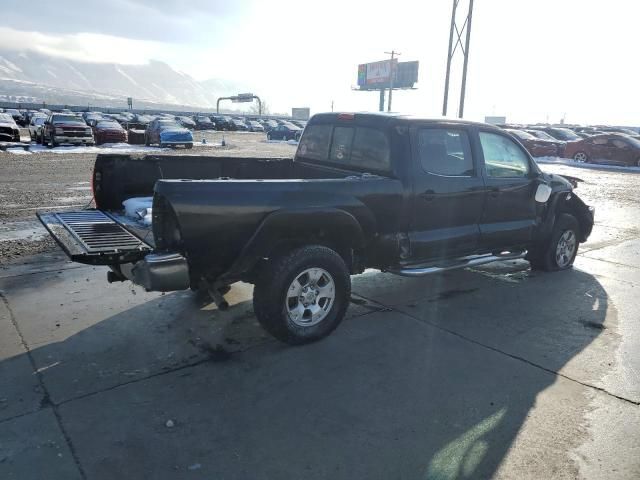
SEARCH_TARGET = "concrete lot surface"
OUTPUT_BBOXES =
[0,153,639,479]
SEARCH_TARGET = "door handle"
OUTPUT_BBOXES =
[419,189,435,201]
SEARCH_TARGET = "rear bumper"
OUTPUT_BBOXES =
[121,253,190,292]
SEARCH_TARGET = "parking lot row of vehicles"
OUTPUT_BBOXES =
[500,123,640,167]
[1,107,308,146]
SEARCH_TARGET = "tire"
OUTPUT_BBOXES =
[144,134,150,147]
[635,157,640,168]
[42,134,48,147]
[573,151,588,163]
[253,245,351,345]
[267,133,271,140]
[50,136,57,148]
[528,214,580,272]
[185,143,193,149]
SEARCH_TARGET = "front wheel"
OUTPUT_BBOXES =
[253,245,351,345]
[573,151,588,163]
[528,214,580,271]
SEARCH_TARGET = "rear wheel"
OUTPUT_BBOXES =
[253,245,351,345]
[185,143,193,149]
[42,134,49,147]
[573,151,588,163]
[528,214,580,271]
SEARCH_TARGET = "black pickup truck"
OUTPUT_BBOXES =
[38,113,594,344]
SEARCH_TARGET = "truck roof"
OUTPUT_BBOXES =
[308,112,503,131]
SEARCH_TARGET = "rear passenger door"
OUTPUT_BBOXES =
[477,130,537,250]
[408,126,486,261]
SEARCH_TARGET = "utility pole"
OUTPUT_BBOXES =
[442,0,474,118]
[384,50,400,112]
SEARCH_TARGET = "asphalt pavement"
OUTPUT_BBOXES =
[0,161,639,479]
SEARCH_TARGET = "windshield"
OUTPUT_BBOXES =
[0,113,15,122]
[552,128,581,141]
[97,121,121,129]
[507,129,535,140]
[53,115,83,123]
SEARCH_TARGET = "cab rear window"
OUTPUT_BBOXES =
[298,124,390,172]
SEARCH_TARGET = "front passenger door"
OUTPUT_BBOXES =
[478,131,537,250]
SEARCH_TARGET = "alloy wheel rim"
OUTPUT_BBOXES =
[574,152,587,162]
[555,230,577,268]
[285,268,335,327]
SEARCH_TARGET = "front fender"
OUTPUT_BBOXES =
[221,207,368,281]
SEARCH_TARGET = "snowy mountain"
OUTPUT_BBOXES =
[0,50,252,109]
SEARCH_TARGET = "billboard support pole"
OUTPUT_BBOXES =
[384,50,400,112]
[442,0,457,116]
[442,0,474,118]
[458,0,474,118]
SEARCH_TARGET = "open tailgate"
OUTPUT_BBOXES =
[37,210,152,265]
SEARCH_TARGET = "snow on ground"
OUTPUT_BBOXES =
[2,141,222,155]
[536,156,640,173]
[264,139,299,145]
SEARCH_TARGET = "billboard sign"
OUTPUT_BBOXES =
[292,107,310,120]
[357,60,419,90]
[232,93,254,103]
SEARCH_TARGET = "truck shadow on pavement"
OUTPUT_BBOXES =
[0,260,611,479]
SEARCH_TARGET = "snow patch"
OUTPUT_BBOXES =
[536,156,640,173]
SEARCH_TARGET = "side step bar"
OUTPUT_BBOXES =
[389,251,527,277]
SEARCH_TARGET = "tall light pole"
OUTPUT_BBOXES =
[385,50,400,112]
[442,0,474,118]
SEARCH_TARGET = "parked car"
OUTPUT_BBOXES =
[290,120,307,129]
[93,120,128,145]
[175,116,196,130]
[230,118,247,131]
[210,115,233,130]
[261,120,279,132]
[4,108,25,127]
[505,129,563,157]
[37,113,594,344]
[145,118,193,148]
[528,126,582,142]
[267,123,302,141]
[28,116,47,142]
[132,114,153,126]
[246,120,265,132]
[0,113,21,142]
[563,133,640,166]
[42,114,94,147]
[194,116,216,130]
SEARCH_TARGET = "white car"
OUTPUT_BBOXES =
[29,116,47,142]
[0,113,20,142]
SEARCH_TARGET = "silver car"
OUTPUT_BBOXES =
[29,116,47,142]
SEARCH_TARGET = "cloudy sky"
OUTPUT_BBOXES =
[1,0,638,124]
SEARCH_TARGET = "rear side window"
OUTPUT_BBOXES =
[298,124,332,160]
[351,127,390,170]
[330,127,354,162]
[299,124,391,171]
[417,129,474,176]
[479,132,530,178]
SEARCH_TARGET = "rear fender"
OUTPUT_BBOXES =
[221,208,367,281]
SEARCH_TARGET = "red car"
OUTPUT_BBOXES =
[93,120,128,145]
[563,133,640,167]
[505,129,563,157]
